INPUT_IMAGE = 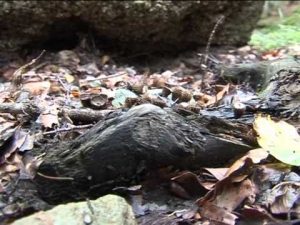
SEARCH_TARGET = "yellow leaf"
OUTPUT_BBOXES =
[64,74,75,83]
[254,115,300,166]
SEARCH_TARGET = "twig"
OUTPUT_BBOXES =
[0,102,115,123]
[43,124,94,135]
[12,50,46,87]
[55,73,72,105]
[204,15,225,65]
[200,15,225,90]
[36,172,74,181]
[95,71,128,80]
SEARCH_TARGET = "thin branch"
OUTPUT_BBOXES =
[204,15,225,65]
[12,50,46,87]
[0,102,115,123]
[36,172,74,181]
[43,124,94,135]
[200,15,225,91]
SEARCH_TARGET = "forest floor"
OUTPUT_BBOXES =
[0,2,300,225]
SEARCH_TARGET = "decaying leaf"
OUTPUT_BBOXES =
[170,171,207,199]
[0,120,17,148]
[266,181,300,214]
[225,148,269,178]
[22,81,51,96]
[199,201,238,225]
[36,102,59,128]
[196,148,270,225]
[3,128,27,160]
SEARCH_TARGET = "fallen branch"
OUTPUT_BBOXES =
[0,102,115,124]
[43,124,94,135]
[34,104,255,203]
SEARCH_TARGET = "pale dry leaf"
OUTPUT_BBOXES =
[254,115,300,166]
[22,81,51,96]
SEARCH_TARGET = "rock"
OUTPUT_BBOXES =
[261,67,300,121]
[221,57,300,89]
[0,1,264,53]
[11,195,136,225]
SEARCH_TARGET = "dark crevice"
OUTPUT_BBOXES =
[23,17,92,52]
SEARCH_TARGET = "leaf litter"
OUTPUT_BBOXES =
[0,44,299,224]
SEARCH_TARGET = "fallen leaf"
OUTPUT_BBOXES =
[36,103,59,128]
[254,115,300,166]
[225,148,269,178]
[252,163,292,201]
[198,179,255,225]
[202,168,229,181]
[64,74,75,83]
[240,205,278,224]
[112,89,138,108]
[3,128,27,160]
[22,81,51,96]
[171,171,207,199]
[267,181,300,214]
[199,201,238,225]
[215,84,230,103]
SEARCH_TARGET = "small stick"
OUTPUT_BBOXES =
[200,15,225,90]
[204,15,225,65]
[12,50,46,87]
[43,124,94,135]
[95,71,128,80]
[36,172,74,181]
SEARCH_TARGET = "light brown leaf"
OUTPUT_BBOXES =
[22,81,51,96]
[199,202,238,225]
[224,148,269,178]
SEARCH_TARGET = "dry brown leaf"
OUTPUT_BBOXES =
[36,103,59,128]
[215,83,230,102]
[3,129,27,160]
[202,168,228,181]
[151,75,167,88]
[194,93,215,107]
[171,171,207,199]
[240,205,278,224]
[267,181,300,214]
[199,202,238,225]
[197,168,229,190]
[214,179,255,211]
[70,88,80,98]
[224,148,269,178]
[198,179,255,225]
[22,81,51,96]
[197,154,258,224]
[38,114,59,129]
[252,163,291,194]
[95,71,129,89]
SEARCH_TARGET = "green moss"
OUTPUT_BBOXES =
[250,6,300,50]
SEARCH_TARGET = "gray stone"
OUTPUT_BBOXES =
[0,1,264,53]
[11,195,136,225]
